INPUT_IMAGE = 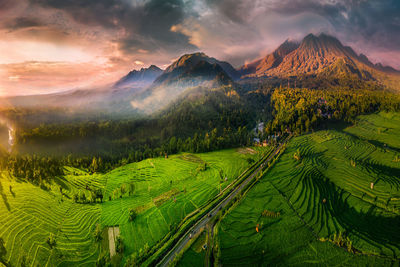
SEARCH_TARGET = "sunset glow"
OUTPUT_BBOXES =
[0,0,399,96]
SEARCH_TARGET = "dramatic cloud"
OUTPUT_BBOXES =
[0,0,399,96]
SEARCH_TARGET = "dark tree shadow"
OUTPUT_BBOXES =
[0,180,11,211]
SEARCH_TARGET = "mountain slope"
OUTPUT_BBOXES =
[115,65,163,88]
[131,54,234,113]
[240,33,400,89]
[239,39,299,77]
[157,52,239,83]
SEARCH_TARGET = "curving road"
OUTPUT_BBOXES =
[157,139,288,267]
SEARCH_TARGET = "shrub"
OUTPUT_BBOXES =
[261,210,280,218]
[129,209,137,221]
[120,184,127,195]
[197,163,208,172]
[73,193,79,203]
[293,149,301,161]
[94,224,102,242]
[80,191,87,203]
[46,233,57,249]
[246,158,255,165]
[350,159,356,167]
[116,236,124,253]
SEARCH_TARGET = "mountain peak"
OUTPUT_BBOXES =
[275,39,300,58]
[239,38,299,77]
[239,32,400,82]
[164,52,239,80]
[299,32,343,52]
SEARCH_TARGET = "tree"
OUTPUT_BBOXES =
[90,157,98,173]
[0,238,8,267]
[129,182,135,196]
[116,236,124,253]
[73,193,79,203]
[80,191,87,203]
[305,118,311,132]
[94,224,102,242]
[46,233,57,249]
[120,184,127,195]
[129,209,137,221]
[96,189,104,203]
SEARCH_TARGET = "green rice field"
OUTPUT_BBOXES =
[215,112,400,266]
[0,148,263,266]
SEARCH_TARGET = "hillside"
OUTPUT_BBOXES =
[239,39,299,76]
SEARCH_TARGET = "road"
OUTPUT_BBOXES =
[157,139,288,267]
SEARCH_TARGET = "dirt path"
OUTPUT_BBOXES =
[108,226,120,257]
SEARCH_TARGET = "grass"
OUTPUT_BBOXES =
[0,147,264,266]
[215,112,400,266]
[177,230,207,267]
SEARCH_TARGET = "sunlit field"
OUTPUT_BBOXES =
[212,112,400,265]
[0,148,263,266]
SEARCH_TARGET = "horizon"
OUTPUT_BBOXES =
[0,0,399,96]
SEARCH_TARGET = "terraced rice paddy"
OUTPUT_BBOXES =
[216,112,400,265]
[177,230,207,267]
[0,148,261,266]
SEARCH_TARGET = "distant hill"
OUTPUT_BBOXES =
[114,65,163,88]
[239,33,400,90]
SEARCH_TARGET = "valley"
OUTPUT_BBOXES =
[0,28,400,267]
[0,148,266,266]
[180,112,400,266]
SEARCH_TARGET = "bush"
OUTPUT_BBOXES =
[129,209,137,221]
[116,236,124,253]
[46,233,57,249]
[246,157,255,165]
[120,184,127,195]
[293,148,301,161]
[94,224,102,242]
[73,193,79,203]
[80,191,87,203]
[196,162,208,172]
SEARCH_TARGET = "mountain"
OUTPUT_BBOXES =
[130,53,234,113]
[156,52,239,83]
[239,39,299,77]
[240,33,400,89]
[115,65,163,88]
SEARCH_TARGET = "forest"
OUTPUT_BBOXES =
[1,83,400,187]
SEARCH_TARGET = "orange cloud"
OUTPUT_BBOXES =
[0,61,125,96]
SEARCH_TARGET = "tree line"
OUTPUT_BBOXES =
[264,87,400,137]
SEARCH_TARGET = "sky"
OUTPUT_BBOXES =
[0,0,399,96]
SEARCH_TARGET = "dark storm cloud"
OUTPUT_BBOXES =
[29,0,197,54]
[0,0,16,10]
[207,0,400,55]
[5,17,43,31]
[267,0,400,50]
